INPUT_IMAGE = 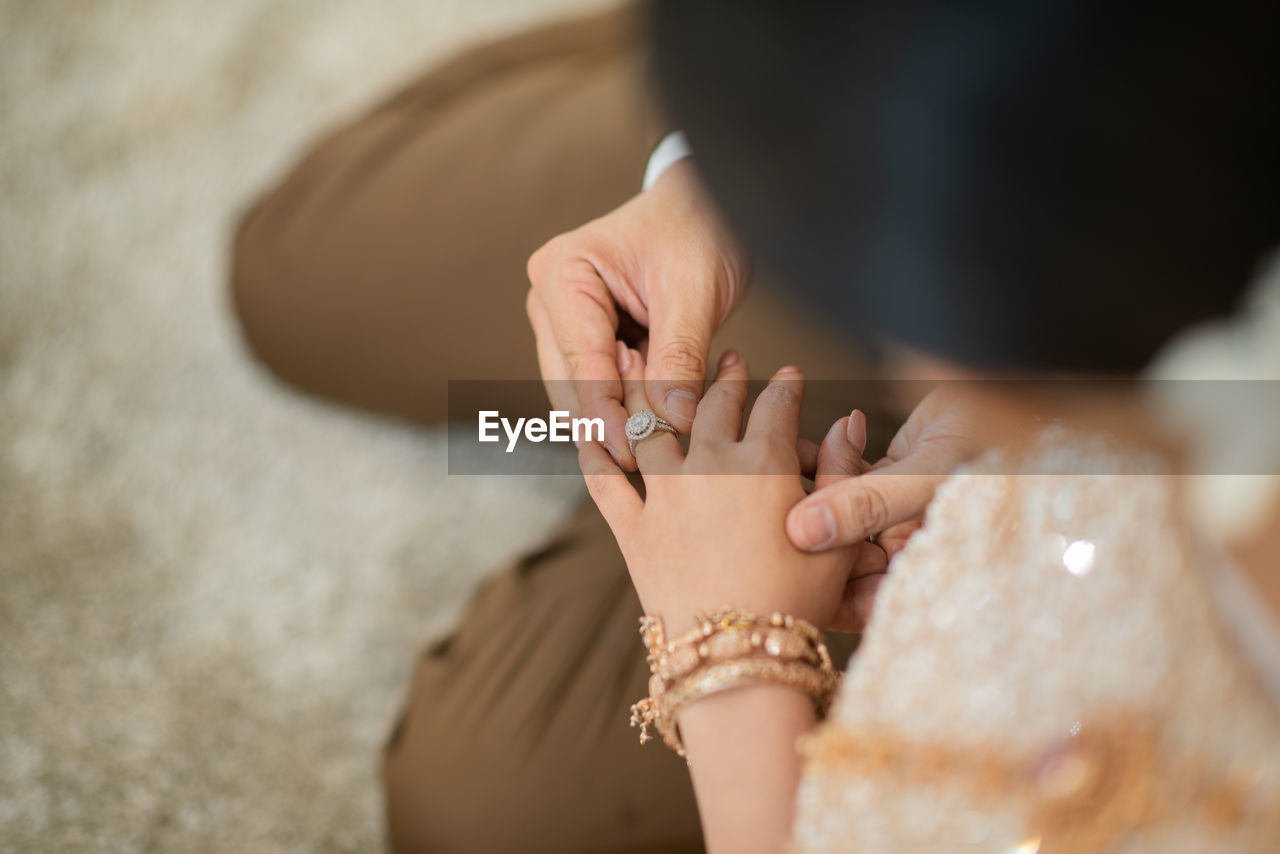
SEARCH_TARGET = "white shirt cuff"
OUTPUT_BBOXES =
[642,130,693,190]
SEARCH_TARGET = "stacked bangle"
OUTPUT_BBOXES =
[629,608,842,758]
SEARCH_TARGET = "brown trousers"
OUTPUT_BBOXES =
[231,8,865,853]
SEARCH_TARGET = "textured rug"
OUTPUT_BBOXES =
[0,0,604,849]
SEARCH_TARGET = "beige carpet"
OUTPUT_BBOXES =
[0,0,608,849]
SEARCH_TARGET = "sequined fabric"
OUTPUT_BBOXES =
[791,429,1280,853]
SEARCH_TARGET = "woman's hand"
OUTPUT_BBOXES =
[527,161,750,468]
[581,345,857,854]
[580,345,854,636]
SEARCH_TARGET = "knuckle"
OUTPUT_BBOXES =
[526,234,570,286]
[561,348,608,386]
[763,381,801,406]
[526,244,551,285]
[700,382,743,411]
[825,443,860,477]
[583,472,610,503]
[561,349,585,380]
[839,485,891,536]
[656,336,707,378]
[739,438,778,471]
[764,443,799,472]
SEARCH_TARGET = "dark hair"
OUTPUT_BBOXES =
[651,1,1280,372]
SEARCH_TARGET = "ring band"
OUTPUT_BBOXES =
[625,410,678,456]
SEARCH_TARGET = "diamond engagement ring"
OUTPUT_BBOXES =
[625,410,677,456]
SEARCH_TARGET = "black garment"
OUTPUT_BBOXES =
[651,1,1280,372]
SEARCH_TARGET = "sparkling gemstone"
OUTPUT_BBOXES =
[625,411,656,440]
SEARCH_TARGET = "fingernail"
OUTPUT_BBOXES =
[664,389,698,427]
[795,504,836,550]
[777,365,800,374]
[616,341,631,374]
[846,409,867,452]
[603,442,623,463]
[718,350,739,368]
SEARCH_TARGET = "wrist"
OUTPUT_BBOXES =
[679,682,815,748]
[679,685,812,854]
[643,591,835,638]
[630,608,841,757]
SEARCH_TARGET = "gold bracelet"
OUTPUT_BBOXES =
[661,658,841,757]
[640,608,832,690]
[630,608,842,759]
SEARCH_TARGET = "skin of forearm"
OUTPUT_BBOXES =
[678,684,817,854]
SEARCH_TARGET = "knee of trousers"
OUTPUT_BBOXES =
[380,730,701,854]
[380,722,629,854]
[227,196,304,389]
[225,188,368,408]
[378,638,702,851]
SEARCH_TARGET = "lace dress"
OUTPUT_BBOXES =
[791,430,1280,853]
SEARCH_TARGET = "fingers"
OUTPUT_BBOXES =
[526,260,634,468]
[877,519,922,559]
[797,438,820,479]
[643,295,718,433]
[620,345,684,474]
[828,537,889,633]
[814,411,872,491]
[690,349,749,446]
[579,440,642,535]
[744,366,805,447]
[830,570,886,634]
[526,290,577,414]
[786,455,948,551]
[845,409,869,458]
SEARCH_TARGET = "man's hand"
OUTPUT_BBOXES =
[526,160,748,467]
[811,410,888,632]
[787,387,988,553]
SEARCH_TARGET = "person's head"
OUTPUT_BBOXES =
[650,1,1280,377]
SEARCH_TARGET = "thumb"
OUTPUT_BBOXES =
[786,454,947,551]
[643,295,717,432]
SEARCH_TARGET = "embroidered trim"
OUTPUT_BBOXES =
[799,714,1280,853]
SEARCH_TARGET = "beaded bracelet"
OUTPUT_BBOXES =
[641,608,832,686]
[630,608,842,758]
